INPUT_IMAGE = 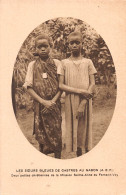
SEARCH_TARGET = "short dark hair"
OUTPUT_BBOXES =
[68,31,83,42]
[35,33,53,47]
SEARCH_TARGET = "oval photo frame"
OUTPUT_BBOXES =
[12,17,117,159]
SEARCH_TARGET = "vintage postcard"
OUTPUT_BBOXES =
[0,0,126,195]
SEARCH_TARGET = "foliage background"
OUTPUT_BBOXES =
[12,17,116,112]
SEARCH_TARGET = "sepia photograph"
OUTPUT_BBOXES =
[12,17,117,159]
[1,1,126,195]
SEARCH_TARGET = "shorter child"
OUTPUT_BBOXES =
[23,33,63,158]
[59,31,97,157]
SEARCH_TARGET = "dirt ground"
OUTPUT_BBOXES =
[16,85,116,159]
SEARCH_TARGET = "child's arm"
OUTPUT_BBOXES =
[52,90,62,103]
[42,90,62,114]
[23,61,55,109]
[59,75,92,98]
[88,74,95,95]
[76,75,95,118]
[27,87,56,108]
[76,99,87,119]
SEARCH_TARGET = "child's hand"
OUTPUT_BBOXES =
[76,99,87,119]
[88,85,96,97]
[43,100,56,109]
[41,100,56,114]
[79,90,93,99]
[88,88,92,94]
[88,89,94,97]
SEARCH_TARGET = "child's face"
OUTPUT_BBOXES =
[68,35,82,55]
[35,39,50,58]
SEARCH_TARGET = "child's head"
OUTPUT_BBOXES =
[68,31,83,56]
[35,33,53,59]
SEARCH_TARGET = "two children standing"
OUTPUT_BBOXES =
[24,31,97,159]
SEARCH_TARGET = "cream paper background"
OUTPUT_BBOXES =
[0,0,126,195]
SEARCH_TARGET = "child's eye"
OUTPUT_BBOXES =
[37,45,42,49]
[76,41,81,45]
[70,41,81,45]
[37,45,48,49]
[69,41,74,45]
[43,45,48,48]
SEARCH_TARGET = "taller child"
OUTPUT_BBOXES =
[23,33,63,158]
[59,31,97,157]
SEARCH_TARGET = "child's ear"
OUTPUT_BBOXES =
[81,43,85,55]
[33,46,39,56]
[66,41,70,48]
[82,42,85,49]
[49,47,53,56]
[33,52,39,56]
